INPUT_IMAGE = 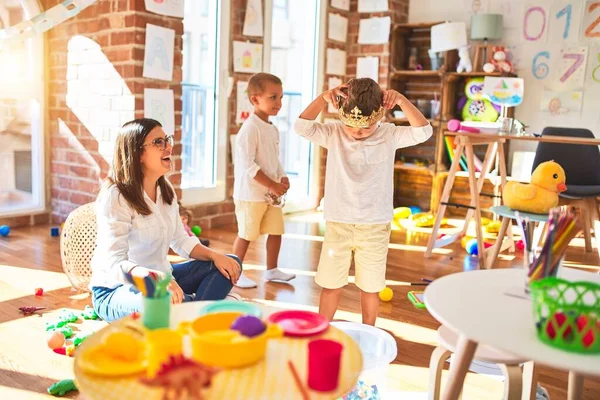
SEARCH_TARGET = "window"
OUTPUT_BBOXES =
[181,0,229,204]
[0,0,45,216]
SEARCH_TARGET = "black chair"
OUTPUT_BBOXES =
[532,127,600,254]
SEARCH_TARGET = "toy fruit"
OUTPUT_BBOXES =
[379,287,393,302]
[485,220,501,233]
[393,207,411,220]
[230,315,266,338]
[47,331,66,350]
[35,288,44,296]
[191,225,202,236]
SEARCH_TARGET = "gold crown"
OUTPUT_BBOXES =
[338,105,385,128]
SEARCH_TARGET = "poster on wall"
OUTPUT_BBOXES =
[549,1,583,43]
[143,24,175,81]
[328,13,348,43]
[236,81,254,124]
[331,0,350,11]
[358,16,391,44]
[540,89,583,115]
[327,77,342,113]
[144,89,175,135]
[591,45,600,83]
[233,41,263,73]
[522,2,550,43]
[581,1,600,41]
[243,0,263,37]
[326,48,346,76]
[358,0,388,13]
[357,56,379,82]
[144,0,184,18]
[490,0,520,28]
[556,46,589,89]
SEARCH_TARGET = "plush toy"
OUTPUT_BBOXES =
[456,46,473,73]
[491,46,514,73]
[458,77,500,122]
[503,161,567,215]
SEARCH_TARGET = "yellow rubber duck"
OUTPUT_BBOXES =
[502,161,567,214]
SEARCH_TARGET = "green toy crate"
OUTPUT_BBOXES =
[530,277,600,354]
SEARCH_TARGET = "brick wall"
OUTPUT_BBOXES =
[45,0,183,223]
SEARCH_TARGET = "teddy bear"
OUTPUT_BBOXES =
[488,46,513,74]
[456,45,473,73]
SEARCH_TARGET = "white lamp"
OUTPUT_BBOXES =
[430,22,468,71]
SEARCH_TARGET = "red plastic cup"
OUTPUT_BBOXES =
[307,339,343,392]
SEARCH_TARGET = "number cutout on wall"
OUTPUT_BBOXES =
[523,4,550,42]
[583,1,600,39]
[556,4,572,39]
[558,47,589,88]
[592,50,600,82]
[532,51,551,79]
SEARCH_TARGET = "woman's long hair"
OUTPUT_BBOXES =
[103,118,174,215]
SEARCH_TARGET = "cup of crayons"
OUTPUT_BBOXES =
[125,270,172,330]
[523,206,600,353]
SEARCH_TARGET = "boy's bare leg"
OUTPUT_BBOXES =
[264,234,295,281]
[232,236,256,288]
[319,287,343,321]
[360,290,379,326]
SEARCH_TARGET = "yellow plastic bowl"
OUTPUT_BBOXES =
[182,312,283,368]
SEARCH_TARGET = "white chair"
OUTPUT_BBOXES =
[429,325,537,400]
[60,202,97,292]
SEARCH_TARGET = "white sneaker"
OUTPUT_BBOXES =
[265,268,296,282]
[226,292,242,301]
[235,272,258,288]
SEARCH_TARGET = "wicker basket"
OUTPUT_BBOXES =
[530,277,600,354]
[60,203,97,292]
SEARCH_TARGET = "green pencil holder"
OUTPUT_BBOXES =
[530,277,600,354]
[143,293,171,330]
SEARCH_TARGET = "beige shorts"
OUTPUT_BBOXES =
[315,221,391,293]
[234,200,284,241]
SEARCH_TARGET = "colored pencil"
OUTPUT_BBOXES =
[288,360,310,400]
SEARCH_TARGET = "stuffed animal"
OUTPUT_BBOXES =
[456,46,473,73]
[491,46,513,73]
[503,161,567,214]
[458,77,500,122]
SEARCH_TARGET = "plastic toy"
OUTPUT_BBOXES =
[0,225,9,237]
[456,45,473,73]
[503,161,567,214]
[59,309,79,323]
[393,207,411,220]
[485,220,501,233]
[491,46,514,73]
[81,305,98,320]
[378,287,393,302]
[340,379,379,400]
[35,288,43,296]
[74,335,89,347]
[230,315,266,338]
[50,227,60,237]
[47,331,66,349]
[18,306,46,316]
[408,291,426,309]
[308,339,343,392]
[460,236,474,249]
[77,330,148,376]
[458,77,500,122]
[139,355,219,400]
[192,225,202,236]
[52,345,75,357]
[447,119,480,133]
[465,239,493,255]
[47,379,78,397]
[408,206,421,214]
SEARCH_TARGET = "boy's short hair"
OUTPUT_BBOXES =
[247,73,283,102]
[339,78,383,116]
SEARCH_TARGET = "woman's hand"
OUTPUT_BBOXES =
[211,252,241,285]
[281,176,290,191]
[383,90,406,109]
[167,279,184,304]
[322,85,348,110]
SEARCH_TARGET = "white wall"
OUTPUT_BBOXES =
[409,0,600,158]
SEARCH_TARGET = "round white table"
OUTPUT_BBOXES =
[424,268,600,400]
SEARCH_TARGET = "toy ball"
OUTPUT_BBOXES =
[230,315,266,338]
[408,206,421,215]
[461,236,474,249]
[393,207,411,220]
[47,331,66,350]
[0,225,10,237]
[485,221,501,234]
[379,287,393,302]
[191,225,202,236]
[466,239,479,255]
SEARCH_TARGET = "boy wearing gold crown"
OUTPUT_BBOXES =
[294,78,432,325]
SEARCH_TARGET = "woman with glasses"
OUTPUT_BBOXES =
[89,118,242,322]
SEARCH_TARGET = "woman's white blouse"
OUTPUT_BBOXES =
[89,184,200,289]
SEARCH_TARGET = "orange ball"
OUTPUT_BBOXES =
[47,331,65,350]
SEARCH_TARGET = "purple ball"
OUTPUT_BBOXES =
[230,315,266,338]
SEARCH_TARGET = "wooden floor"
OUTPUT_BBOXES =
[1,213,599,399]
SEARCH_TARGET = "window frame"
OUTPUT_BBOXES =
[180,0,230,206]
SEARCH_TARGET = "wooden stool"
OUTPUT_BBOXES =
[485,206,549,269]
[429,325,537,400]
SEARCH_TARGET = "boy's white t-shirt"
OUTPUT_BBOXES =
[294,118,433,224]
[233,113,286,202]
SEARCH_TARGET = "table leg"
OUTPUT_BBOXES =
[567,371,584,400]
[485,217,510,269]
[465,143,486,269]
[521,362,537,400]
[441,335,478,400]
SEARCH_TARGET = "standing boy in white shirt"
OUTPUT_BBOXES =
[294,78,433,325]
[232,73,296,288]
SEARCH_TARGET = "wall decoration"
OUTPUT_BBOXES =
[233,41,263,73]
[557,46,588,88]
[144,89,175,135]
[143,24,175,81]
[531,50,551,79]
[326,48,346,76]
[331,0,350,11]
[236,81,253,124]
[358,0,388,13]
[582,1,600,39]
[540,90,583,115]
[243,0,263,37]
[328,13,348,43]
[357,56,379,83]
[358,16,391,45]
[523,3,550,42]
[144,0,183,18]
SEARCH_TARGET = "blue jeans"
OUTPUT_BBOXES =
[92,255,242,322]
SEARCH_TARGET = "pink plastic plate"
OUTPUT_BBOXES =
[267,310,329,337]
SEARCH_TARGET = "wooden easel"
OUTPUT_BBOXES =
[425,133,513,270]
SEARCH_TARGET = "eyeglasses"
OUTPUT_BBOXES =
[141,136,173,151]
